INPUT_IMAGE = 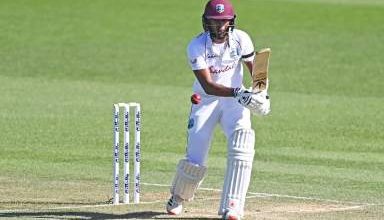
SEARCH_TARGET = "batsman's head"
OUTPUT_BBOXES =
[202,0,236,43]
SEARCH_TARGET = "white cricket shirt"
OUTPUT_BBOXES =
[187,29,255,95]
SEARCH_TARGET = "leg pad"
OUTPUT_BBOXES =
[219,129,255,217]
[170,159,207,201]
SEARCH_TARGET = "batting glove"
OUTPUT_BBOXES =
[233,88,271,116]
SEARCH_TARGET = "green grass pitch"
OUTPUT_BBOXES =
[0,0,383,219]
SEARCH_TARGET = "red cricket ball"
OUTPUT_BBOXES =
[191,93,201,104]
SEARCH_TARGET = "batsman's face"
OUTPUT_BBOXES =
[206,19,231,43]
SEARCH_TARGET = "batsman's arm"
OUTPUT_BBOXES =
[193,69,235,97]
[243,61,253,76]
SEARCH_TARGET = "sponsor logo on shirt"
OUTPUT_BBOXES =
[209,63,235,74]
[207,54,218,59]
[188,118,194,129]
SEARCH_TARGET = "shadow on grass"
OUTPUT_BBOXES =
[0,211,220,219]
[0,211,163,219]
[0,201,102,206]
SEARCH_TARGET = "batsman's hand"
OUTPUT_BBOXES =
[233,88,271,116]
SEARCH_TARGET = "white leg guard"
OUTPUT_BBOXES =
[170,159,207,201]
[219,129,255,217]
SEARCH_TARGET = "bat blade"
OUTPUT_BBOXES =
[252,48,271,93]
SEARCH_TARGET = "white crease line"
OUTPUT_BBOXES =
[246,192,375,206]
[252,205,365,214]
[142,182,377,206]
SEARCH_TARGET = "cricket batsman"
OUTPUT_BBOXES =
[166,0,270,219]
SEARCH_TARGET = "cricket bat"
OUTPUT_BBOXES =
[252,48,271,93]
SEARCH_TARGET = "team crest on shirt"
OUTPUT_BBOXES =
[190,58,197,64]
[216,4,225,13]
[230,47,241,58]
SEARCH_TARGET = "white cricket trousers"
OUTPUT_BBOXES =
[186,95,251,166]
